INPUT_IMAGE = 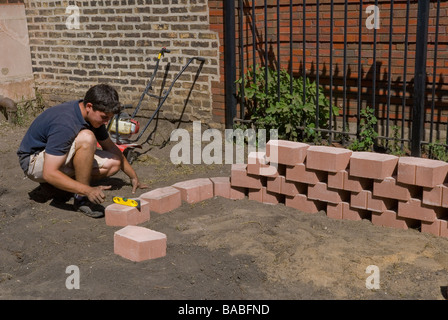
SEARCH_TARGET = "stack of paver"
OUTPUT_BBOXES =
[107,139,448,262]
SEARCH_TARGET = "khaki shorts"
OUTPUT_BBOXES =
[26,141,110,183]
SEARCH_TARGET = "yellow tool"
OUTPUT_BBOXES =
[113,197,141,211]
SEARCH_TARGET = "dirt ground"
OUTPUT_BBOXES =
[1,116,448,301]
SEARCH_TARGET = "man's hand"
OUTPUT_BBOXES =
[131,177,149,194]
[86,185,112,204]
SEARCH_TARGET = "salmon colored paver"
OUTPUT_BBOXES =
[106,139,448,262]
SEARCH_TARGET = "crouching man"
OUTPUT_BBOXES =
[17,84,148,218]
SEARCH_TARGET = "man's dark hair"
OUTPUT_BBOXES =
[83,84,122,114]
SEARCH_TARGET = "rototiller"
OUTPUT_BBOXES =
[103,47,205,163]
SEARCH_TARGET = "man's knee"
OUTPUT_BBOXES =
[97,151,122,177]
[75,129,97,150]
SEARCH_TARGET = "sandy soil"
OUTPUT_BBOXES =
[1,117,448,301]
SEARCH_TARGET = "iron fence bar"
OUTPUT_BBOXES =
[315,0,320,131]
[401,0,410,151]
[302,0,306,106]
[264,0,268,110]
[290,0,293,95]
[386,0,394,146]
[239,0,245,119]
[430,0,440,144]
[357,0,363,139]
[342,0,348,143]
[372,0,378,115]
[329,0,334,144]
[252,0,257,110]
[277,0,280,102]
[411,0,430,157]
[224,0,236,129]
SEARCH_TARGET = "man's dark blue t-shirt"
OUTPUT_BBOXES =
[17,100,109,173]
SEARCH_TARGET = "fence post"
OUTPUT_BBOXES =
[411,0,430,157]
[224,0,237,129]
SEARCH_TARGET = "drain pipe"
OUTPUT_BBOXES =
[0,96,17,123]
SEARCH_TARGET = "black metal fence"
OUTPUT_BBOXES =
[224,0,448,157]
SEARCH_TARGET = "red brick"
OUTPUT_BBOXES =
[328,201,370,221]
[350,190,368,210]
[328,169,371,192]
[230,186,247,200]
[285,163,326,185]
[266,176,283,193]
[397,157,448,187]
[371,210,418,230]
[140,186,181,214]
[172,178,214,204]
[262,187,283,205]
[248,187,263,202]
[105,199,150,227]
[420,218,448,237]
[421,219,442,236]
[349,152,398,180]
[442,187,448,208]
[415,159,448,188]
[373,176,415,202]
[246,152,279,177]
[307,182,348,204]
[350,189,395,212]
[397,198,446,222]
[266,139,309,165]
[305,146,352,173]
[114,226,167,262]
[422,184,447,207]
[396,157,420,185]
[247,152,271,175]
[209,177,231,198]
[327,170,344,190]
[441,220,448,238]
[326,202,344,219]
[230,164,263,189]
[341,202,370,221]
[367,191,396,213]
[285,194,323,214]
[281,179,307,197]
[209,176,246,200]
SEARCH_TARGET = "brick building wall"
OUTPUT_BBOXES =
[6,0,225,126]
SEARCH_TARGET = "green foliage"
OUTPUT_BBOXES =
[424,141,448,162]
[15,88,46,126]
[348,106,378,152]
[388,125,406,156]
[235,65,339,143]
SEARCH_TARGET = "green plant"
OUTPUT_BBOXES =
[349,106,378,152]
[424,141,448,162]
[388,125,406,156]
[235,65,339,143]
[15,87,46,126]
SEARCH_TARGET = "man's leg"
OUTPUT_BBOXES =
[91,149,122,181]
[71,130,120,218]
[72,129,97,189]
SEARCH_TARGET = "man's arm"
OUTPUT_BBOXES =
[42,153,109,204]
[98,137,148,193]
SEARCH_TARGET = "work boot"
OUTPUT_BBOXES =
[73,195,105,219]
